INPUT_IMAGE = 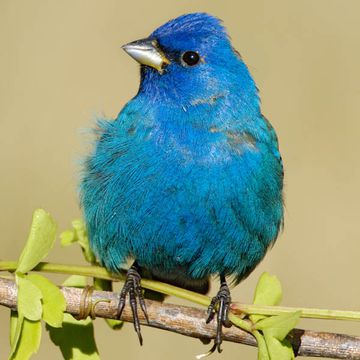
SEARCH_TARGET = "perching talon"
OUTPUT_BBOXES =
[117,262,149,345]
[206,275,231,352]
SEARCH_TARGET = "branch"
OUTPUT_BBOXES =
[2,261,359,322]
[1,277,359,359]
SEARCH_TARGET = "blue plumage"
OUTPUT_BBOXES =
[80,12,283,348]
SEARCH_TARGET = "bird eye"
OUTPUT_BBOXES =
[181,51,200,66]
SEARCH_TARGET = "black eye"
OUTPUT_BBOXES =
[181,51,200,66]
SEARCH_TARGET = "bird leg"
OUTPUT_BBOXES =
[117,262,149,345]
[206,275,231,352]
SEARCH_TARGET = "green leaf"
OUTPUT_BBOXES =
[17,275,43,321]
[73,219,96,263]
[60,230,76,246]
[9,311,23,357]
[62,275,88,288]
[16,209,57,274]
[10,319,41,360]
[47,313,100,359]
[254,312,299,360]
[93,278,112,291]
[253,330,270,360]
[251,272,283,323]
[255,311,301,341]
[104,318,124,330]
[251,274,299,359]
[263,335,295,360]
[61,219,96,263]
[27,274,66,327]
[253,272,283,306]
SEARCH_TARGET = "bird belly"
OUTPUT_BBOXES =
[96,160,278,282]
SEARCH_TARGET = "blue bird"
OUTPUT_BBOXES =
[80,13,283,351]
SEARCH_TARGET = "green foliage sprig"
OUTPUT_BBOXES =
[0,209,359,360]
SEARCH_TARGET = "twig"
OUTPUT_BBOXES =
[0,277,359,359]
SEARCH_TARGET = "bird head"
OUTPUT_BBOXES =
[122,13,258,111]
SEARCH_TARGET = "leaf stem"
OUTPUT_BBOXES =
[0,261,120,281]
[232,303,360,322]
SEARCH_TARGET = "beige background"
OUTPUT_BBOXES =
[1,0,359,359]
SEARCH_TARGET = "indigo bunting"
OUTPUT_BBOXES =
[80,13,283,351]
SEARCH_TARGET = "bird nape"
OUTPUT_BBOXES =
[80,12,284,352]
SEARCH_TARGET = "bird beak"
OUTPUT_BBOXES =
[122,38,170,73]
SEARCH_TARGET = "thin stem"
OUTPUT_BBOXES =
[232,303,360,322]
[229,313,253,332]
[141,278,210,306]
[0,261,120,280]
[0,261,210,305]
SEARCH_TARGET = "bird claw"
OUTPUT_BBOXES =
[206,278,231,353]
[117,264,149,345]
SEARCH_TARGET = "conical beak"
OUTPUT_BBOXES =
[122,38,170,73]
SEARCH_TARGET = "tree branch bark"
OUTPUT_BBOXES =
[0,277,359,359]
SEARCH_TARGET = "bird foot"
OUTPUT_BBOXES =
[117,264,149,345]
[206,277,231,353]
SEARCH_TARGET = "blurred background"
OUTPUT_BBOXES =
[0,0,359,359]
